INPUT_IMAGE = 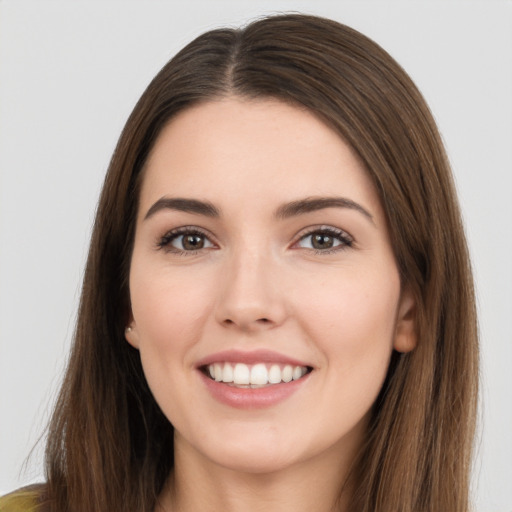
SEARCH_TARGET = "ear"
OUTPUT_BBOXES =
[124,319,140,350]
[393,286,417,353]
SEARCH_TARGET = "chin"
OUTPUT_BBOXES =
[181,428,303,475]
[212,448,299,475]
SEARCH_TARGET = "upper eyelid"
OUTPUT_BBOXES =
[292,224,353,242]
[162,225,214,238]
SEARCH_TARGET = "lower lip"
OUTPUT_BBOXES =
[199,371,310,409]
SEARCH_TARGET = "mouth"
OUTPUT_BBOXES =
[201,362,313,388]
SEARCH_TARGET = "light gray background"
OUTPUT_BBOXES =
[1,1,511,510]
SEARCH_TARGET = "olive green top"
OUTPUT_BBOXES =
[0,489,39,512]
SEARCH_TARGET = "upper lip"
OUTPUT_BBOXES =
[195,349,312,369]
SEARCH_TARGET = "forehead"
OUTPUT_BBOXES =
[139,97,383,220]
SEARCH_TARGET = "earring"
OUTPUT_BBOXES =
[125,326,132,332]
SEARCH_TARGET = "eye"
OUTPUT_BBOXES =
[295,226,353,253]
[157,227,215,254]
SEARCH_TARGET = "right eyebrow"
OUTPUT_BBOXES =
[143,197,220,220]
[274,196,374,225]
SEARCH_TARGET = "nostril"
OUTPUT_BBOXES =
[220,316,275,329]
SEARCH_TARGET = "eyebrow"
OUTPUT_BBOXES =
[274,196,374,224]
[144,195,374,224]
[144,197,220,220]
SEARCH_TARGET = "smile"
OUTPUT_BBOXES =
[205,362,311,388]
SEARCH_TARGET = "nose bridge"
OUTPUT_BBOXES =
[215,240,286,330]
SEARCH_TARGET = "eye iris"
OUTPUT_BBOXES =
[312,233,334,249]
[182,234,204,250]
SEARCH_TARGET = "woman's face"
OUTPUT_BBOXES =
[126,98,415,474]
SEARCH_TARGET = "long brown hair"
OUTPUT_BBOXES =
[40,14,478,512]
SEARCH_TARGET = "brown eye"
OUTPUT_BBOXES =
[181,234,205,250]
[296,227,353,253]
[158,228,215,253]
[311,233,335,250]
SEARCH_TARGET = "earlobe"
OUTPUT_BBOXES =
[393,287,417,353]
[124,324,140,349]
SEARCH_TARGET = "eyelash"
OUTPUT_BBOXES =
[156,226,215,255]
[156,225,354,256]
[294,226,353,254]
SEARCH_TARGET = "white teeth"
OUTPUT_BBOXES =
[214,363,223,382]
[282,365,293,383]
[222,363,234,383]
[206,362,309,387]
[292,366,303,380]
[233,363,250,385]
[250,363,268,385]
[268,364,281,384]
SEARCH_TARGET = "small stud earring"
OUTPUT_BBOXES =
[125,326,132,332]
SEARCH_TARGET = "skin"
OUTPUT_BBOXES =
[125,97,416,512]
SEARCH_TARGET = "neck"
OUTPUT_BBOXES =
[157,434,359,512]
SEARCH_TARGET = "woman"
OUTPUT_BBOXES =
[1,13,478,512]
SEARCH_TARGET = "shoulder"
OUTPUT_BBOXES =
[0,485,44,512]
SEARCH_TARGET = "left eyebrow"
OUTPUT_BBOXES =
[274,196,374,224]
[144,197,220,220]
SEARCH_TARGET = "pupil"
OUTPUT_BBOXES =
[312,234,333,249]
[183,234,204,250]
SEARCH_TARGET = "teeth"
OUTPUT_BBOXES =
[222,363,234,383]
[250,363,268,385]
[282,365,293,383]
[214,363,223,382]
[233,363,250,385]
[206,362,309,387]
[293,366,303,380]
[268,364,281,384]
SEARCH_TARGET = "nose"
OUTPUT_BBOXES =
[214,248,287,332]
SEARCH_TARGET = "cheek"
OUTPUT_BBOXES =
[129,264,217,419]
[296,266,400,371]
[129,263,215,359]
[281,267,401,452]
